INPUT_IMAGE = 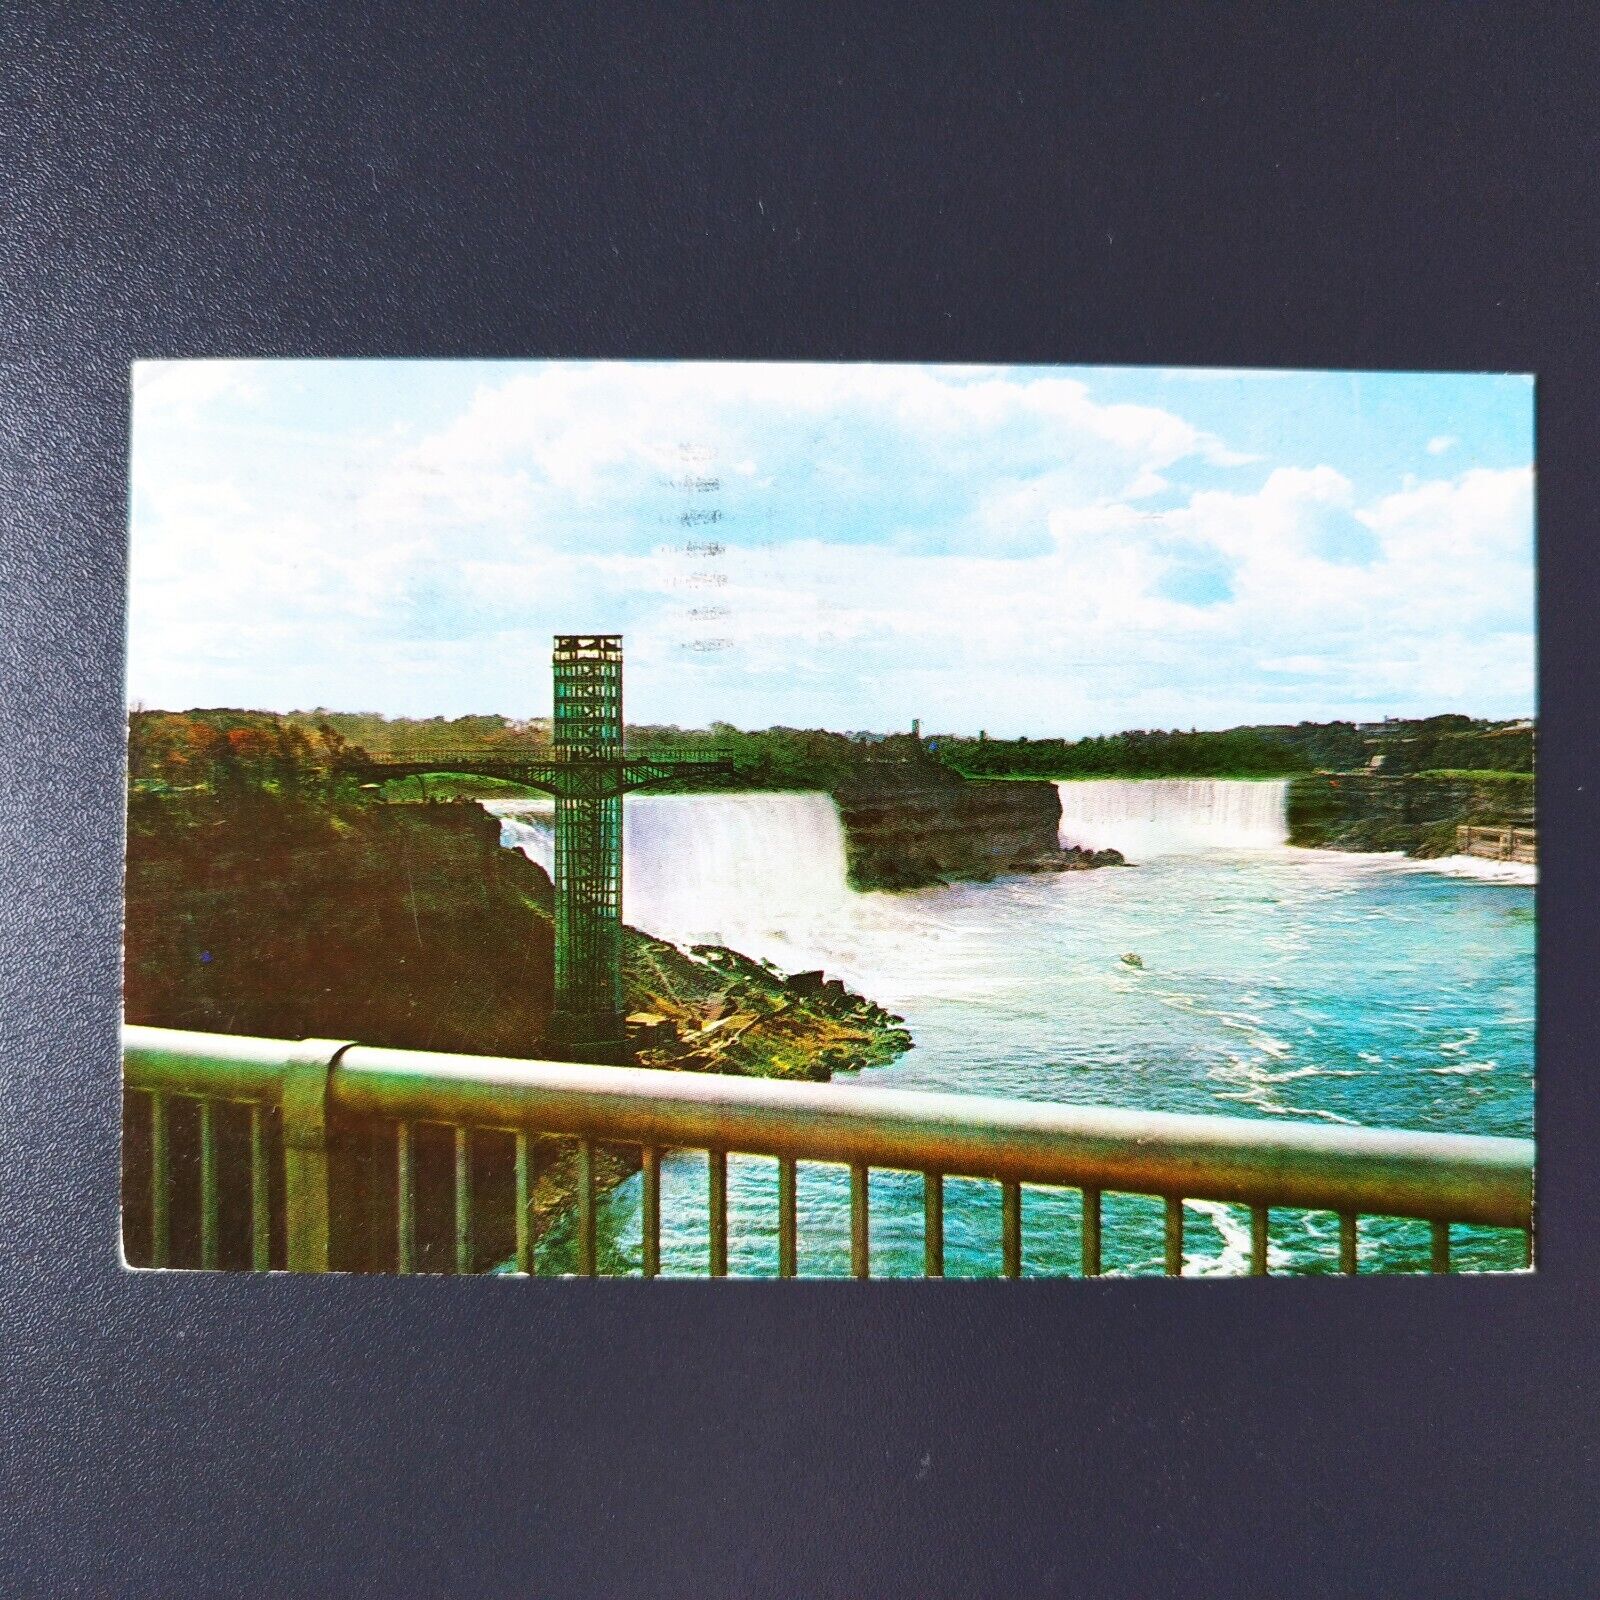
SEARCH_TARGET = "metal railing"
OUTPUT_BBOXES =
[122,1024,1534,1277]
[354,745,735,772]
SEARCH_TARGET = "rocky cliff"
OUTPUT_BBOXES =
[1286,773,1535,857]
[833,764,1122,890]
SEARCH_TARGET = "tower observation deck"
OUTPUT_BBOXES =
[353,634,734,1063]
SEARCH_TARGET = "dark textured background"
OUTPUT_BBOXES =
[3,4,1597,1594]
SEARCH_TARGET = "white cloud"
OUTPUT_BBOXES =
[1158,368,1300,382]
[131,360,263,419]
[1426,434,1458,455]
[373,362,1247,561]
[125,362,1535,731]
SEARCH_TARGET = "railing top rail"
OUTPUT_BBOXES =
[125,1026,299,1101]
[123,1024,1533,1228]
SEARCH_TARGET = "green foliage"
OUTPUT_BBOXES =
[378,772,540,802]
[123,785,559,1057]
[1419,768,1534,782]
[1258,721,1367,771]
[939,716,1533,783]
[939,728,1310,779]
[128,709,372,802]
[1380,726,1534,774]
[281,709,548,759]
[622,721,938,792]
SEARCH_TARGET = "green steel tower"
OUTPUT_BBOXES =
[548,635,628,1054]
[355,634,732,1062]
[544,634,735,1059]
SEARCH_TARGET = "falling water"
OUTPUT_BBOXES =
[1056,778,1290,858]
[491,792,861,974]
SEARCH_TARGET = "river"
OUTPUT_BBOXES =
[492,780,1535,1277]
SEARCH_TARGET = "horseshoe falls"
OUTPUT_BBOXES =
[491,782,1534,1277]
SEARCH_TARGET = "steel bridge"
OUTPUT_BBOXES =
[122,1024,1535,1278]
[352,635,733,1062]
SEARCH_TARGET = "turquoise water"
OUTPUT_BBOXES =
[498,786,1534,1277]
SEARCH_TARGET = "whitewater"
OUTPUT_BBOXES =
[490,779,1534,1277]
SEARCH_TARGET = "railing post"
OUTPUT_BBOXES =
[923,1172,944,1278]
[280,1039,352,1273]
[199,1099,219,1270]
[777,1156,798,1279]
[1250,1206,1269,1276]
[1164,1196,1184,1276]
[397,1122,417,1274]
[850,1163,869,1279]
[642,1145,662,1278]
[577,1138,597,1276]
[1339,1213,1358,1274]
[514,1131,533,1276]
[250,1102,271,1272]
[1001,1180,1022,1278]
[454,1127,474,1275]
[708,1148,728,1278]
[149,1091,170,1268]
[1430,1220,1451,1274]
[1081,1188,1102,1278]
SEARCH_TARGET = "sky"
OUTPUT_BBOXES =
[126,360,1535,737]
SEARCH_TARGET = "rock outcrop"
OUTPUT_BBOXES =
[1286,772,1535,857]
[833,763,1123,889]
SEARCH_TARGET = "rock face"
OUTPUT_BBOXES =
[833,764,1123,889]
[1286,773,1535,857]
[124,787,559,1058]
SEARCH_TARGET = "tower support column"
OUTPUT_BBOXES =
[549,783,626,1059]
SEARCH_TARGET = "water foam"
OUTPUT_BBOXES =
[1400,853,1537,886]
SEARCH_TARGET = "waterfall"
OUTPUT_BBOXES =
[1055,778,1289,858]
[488,792,858,972]
[487,779,1289,1000]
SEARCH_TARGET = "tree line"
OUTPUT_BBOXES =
[127,706,1535,797]
[128,709,371,799]
[939,728,1307,779]
[941,715,1532,780]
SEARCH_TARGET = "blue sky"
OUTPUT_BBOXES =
[127,360,1534,736]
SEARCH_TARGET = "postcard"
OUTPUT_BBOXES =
[120,360,1534,1277]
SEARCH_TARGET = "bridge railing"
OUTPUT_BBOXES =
[122,1024,1534,1278]
[354,745,735,768]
